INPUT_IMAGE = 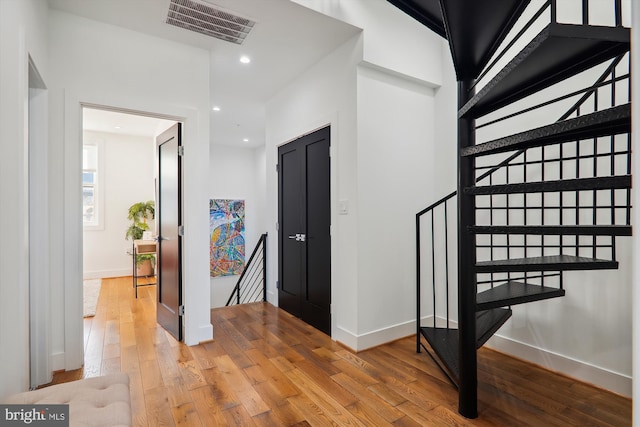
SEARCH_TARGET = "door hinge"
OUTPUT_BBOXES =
[276,280,279,290]
[276,163,279,172]
[178,305,185,316]
[276,222,279,231]
[178,225,184,236]
[177,146,184,156]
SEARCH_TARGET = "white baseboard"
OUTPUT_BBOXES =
[50,352,65,372]
[337,315,630,397]
[485,334,632,397]
[197,323,213,344]
[335,319,416,352]
[83,269,130,280]
[424,315,631,397]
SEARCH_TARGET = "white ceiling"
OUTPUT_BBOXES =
[83,108,177,138]
[47,0,361,147]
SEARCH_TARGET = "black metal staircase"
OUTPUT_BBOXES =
[392,0,631,419]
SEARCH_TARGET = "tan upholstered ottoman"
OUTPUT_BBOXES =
[6,373,131,427]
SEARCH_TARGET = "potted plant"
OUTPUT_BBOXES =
[125,200,155,276]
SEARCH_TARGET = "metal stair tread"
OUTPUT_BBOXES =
[465,175,631,195]
[476,254,618,273]
[469,225,632,236]
[461,104,630,157]
[476,281,565,311]
[420,308,512,385]
[438,0,532,79]
[386,1,531,79]
[459,23,630,118]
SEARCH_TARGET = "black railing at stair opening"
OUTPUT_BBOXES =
[416,43,630,354]
[226,233,267,306]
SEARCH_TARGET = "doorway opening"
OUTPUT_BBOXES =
[28,56,50,389]
[81,107,178,343]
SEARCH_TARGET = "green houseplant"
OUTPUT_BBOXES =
[125,200,156,276]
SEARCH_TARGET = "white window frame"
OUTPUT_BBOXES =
[82,138,105,230]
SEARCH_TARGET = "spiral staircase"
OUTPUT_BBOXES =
[389,0,631,418]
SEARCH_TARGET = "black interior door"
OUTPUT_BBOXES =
[156,123,182,341]
[278,127,331,335]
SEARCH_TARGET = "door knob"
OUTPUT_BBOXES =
[287,234,306,242]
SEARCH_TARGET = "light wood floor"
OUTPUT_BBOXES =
[49,276,630,426]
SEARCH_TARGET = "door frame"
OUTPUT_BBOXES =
[276,125,333,335]
[28,56,50,388]
[64,96,203,372]
[62,91,211,372]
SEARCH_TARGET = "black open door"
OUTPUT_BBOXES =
[278,126,331,335]
[156,123,182,341]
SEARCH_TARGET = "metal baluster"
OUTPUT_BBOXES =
[444,202,450,328]
[550,0,557,23]
[575,106,581,256]
[416,213,422,353]
[523,150,528,282]
[592,79,598,259]
[614,0,623,27]
[582,0,589,25]
[431,212,436,328]
[489,175,494,287]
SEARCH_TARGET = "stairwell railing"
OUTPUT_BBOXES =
[416,51,630,356]
[226,233,268,306]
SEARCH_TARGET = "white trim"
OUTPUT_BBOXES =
[63,92,212,358]
[423,315,631,397]
[485,335,631,398]
[50,352,65,373]
[197,324,214,344]
[81,137,105,231]
[28,56,51,388]
[336,319,416,352]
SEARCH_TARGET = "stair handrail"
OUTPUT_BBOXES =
[226,233,268,306]
[416,52,627,349]
[417,53,625,220]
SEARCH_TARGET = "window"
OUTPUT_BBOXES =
[83,143,102,228]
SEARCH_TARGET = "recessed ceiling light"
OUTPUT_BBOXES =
[114,126,121,129]
[212,106,221,112]
[243,138,249,142]
[240,55,251,64]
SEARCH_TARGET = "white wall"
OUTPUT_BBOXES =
[48,10,212,364]
[267,0,447,351]
[209,144,267,307]
[82,131,156,279]
[0,0,50,398]
[266,34,362,345]
[355,64,439,347]
[291,0,442,86]
[295,0,634,395]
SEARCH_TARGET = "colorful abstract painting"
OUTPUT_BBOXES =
[210,199,245,277]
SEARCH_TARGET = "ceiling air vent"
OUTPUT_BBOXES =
[166,0,255,45]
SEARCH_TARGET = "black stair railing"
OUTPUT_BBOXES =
[226,233,267,306]
[416,0,630,415]
[418,54,625,328]
[417,51,630,377]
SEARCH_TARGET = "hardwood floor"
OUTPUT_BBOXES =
[51,276,631,426]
